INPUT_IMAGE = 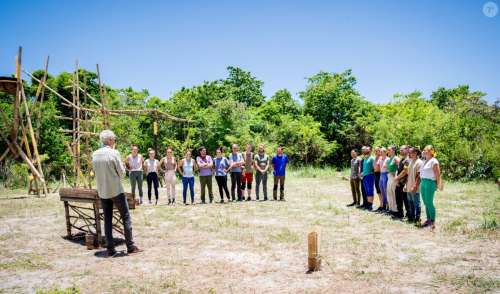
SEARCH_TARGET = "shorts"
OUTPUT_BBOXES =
[363,174,375,197]
[241,172,253,190]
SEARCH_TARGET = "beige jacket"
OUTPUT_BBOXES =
[92,146,125,199]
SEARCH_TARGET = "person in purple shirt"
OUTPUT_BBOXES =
[272,145,289,201]
[196,146,214,204]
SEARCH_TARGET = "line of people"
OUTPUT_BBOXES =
[348,145,442,229]
[125,143,290,205]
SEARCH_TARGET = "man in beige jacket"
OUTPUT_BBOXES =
[92,130,141,257]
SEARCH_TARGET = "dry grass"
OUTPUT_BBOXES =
[0,170,498,293]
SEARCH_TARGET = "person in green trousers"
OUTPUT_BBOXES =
[417,145,442,229]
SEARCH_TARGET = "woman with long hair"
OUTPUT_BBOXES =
[160,147,177,205]
[417,145,442,229]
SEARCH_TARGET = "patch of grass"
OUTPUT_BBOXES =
[480,210,499,231]
[268,227,299,243]
[35,286,80,294]
[289,166,339,178]
[0,254,51,271]
[442,218,467,233]
[433,272,500,292]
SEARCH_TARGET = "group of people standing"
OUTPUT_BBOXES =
[125,143,290,205]
[348,145,442,229]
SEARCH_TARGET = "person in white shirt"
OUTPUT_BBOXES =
[144,149,160,205]
[125,144,144,204]
[417,145,443,229]
[92,130,141,257]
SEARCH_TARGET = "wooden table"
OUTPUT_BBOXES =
[59,188,135,245]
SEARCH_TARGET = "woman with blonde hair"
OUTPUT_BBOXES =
[178,149,198,205]
[386,146,399,215]
[160,147,177,205]
[144,149,160,205]
[376,147,389,212]
[417,145,442,229]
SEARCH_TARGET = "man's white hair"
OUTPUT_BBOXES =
[99,129,116,145]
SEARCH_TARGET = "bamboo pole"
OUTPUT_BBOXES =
[72,63,77,188]
[35,56,49,144]
[0,148,9,163]
[82,75,92,189]
[11,47,22,142]
[96,64,109,128]
[75,61,81,187]
[20,83,48,196]
[24,70,80,110]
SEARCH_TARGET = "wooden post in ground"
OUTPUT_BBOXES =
[82,75,92,189]
[307,231,321,272]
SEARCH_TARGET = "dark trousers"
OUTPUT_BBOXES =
[395,184,409,218]
[101,193,134,251]
[273,176,285,200]
[350,178,361,205]
[255,172,268,200]
[199,175,214,203]
[146,172,159,201]
[231,172,242,201]
[215,175,230,201]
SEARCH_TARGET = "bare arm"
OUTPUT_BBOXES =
[434,162,442,191]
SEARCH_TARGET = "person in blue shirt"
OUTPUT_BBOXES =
[271,145,289,201]
[214,147,231,203]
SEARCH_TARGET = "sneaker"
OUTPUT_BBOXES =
[139,198,143,205]
[263,198,268,201]
[148,200,152,205]
[127,246,143,254]
[421,220,432,228]
[106,249,118,257]
[168,199,171,205]
[346,202,356,207]
[246,197,252,201]
[155,200,158,205]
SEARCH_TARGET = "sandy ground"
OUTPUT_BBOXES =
[0,171,499,293]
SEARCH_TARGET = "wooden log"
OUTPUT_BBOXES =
[35,56,50,144]
[8,139,44,181]
[307,231,321,272]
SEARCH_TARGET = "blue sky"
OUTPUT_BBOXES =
[1,0,499,103]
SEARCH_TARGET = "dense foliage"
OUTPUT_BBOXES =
[0,67,498,187]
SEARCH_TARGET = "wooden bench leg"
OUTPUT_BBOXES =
[64,201,72,238]
[93,203,102,247]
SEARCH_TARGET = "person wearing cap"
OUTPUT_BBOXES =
[92,130,141,257]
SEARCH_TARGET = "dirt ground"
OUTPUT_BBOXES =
[0,170,499,293]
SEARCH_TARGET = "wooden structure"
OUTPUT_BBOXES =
[59,188,135,246]
[1,46,192,195]
[307,231,321,272]
[0,47,49,197]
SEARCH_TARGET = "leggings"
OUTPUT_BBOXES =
[215,175,230,201]
[182,176,195,204]
[374,171,381,194]
[146,172,159,201]
[164,170,176,201]
[231,172,242,201]
[420,179,437,222]
[129,171,143,198]
[379,172,388,206]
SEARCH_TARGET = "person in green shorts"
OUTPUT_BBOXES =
[417,145,442,229]
[361,146,375,211]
